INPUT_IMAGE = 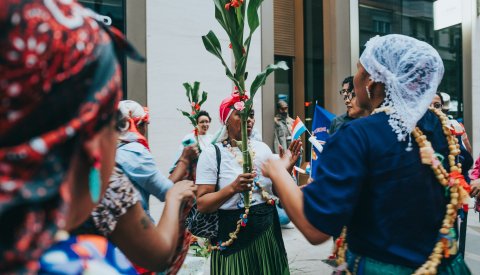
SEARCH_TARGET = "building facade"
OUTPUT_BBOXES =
[80,0,480,172]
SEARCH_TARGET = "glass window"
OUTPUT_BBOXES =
[359,0,463,119]
[274,56,294,118]
[78,0,127,97]
[304,0,324,159]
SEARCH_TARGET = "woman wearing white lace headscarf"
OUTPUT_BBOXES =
[262,34,473,274]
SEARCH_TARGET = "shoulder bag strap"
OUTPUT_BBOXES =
[213,144,221,191]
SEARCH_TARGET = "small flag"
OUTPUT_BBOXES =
[310,105,334,180]
[293,166,307,175]
[308,136,324,153]
[291,116,307,140]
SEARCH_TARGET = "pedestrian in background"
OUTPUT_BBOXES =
[329,76,369,134]
[274,100,294,154]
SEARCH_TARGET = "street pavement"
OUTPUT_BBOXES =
[150,197,480,274]
[464,206,480,273]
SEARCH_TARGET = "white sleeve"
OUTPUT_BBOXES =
[255,141,273,162]
[195,144,218,185]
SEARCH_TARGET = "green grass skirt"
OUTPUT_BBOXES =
[210,204,290,275]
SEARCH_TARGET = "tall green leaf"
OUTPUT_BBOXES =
[202,31,223,60]
[247,0,263,33]
[250,61,289,98]
[213,0,230,33]
[183,82,192,102]
[192,81,200,103]
[199,91,208,105]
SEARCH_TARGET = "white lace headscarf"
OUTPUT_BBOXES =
[360,34,445,142]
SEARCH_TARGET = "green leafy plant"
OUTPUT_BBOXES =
[203,0,288,206]
[178,81,208,150]
[190,242,211,258]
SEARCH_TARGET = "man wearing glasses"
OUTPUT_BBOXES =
[329,76,369,134]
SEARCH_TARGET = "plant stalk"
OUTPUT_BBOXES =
[238,76,251,207]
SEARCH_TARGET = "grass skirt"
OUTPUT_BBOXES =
[210,203,290,275]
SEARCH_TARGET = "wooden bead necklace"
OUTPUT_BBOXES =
[209,139,276,251]
[335,108,470,275]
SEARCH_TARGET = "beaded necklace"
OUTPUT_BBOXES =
[335,108,470,275]
[209,139,276,251]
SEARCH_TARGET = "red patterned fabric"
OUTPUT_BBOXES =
[165,200,193,275]
[219,92,248,125]
[0,0,123,272]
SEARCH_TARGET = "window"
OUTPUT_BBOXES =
[304,0,324,159]
[373,20,391,34]
[78,0,127,97]
[359,0,463,119]
[274,56,294,117]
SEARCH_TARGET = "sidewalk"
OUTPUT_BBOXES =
[151,197,480,274]
[150,198,334,274]
[464,207,480,272]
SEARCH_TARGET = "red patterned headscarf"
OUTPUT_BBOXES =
[0,0,127,272]
[219,92,248,125]
[118,100,150,150]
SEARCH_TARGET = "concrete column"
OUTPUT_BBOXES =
[293,0,305,122]
[125,0,147,106]
[323,0,355,115]
[261,0,275,148]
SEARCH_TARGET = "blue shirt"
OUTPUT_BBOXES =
[303,111,473,268]
[116,142,173,217]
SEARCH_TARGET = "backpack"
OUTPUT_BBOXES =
[185,144,221,239]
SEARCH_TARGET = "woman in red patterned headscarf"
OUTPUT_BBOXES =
[195,92,299,275]
[0,0,130,272]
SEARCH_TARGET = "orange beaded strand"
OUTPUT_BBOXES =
[335,108,468,275]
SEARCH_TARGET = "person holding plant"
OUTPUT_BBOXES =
[195,93,300,274]
[181,110,213,149]
[174,110,214,181]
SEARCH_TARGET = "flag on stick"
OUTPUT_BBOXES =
[291,116,307,140]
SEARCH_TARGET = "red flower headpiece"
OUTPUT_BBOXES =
[219,91,249,125]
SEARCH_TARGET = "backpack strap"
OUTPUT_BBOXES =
[213,144,221,191]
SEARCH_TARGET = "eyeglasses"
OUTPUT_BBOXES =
[248,111,255,119]
[431,102,443,110]
[339,89,355,101]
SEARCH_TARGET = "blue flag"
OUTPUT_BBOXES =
[310,105,335,180]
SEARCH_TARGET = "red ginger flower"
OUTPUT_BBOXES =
[225,0,244,10]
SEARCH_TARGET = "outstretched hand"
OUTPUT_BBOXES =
[278,139,302,172]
